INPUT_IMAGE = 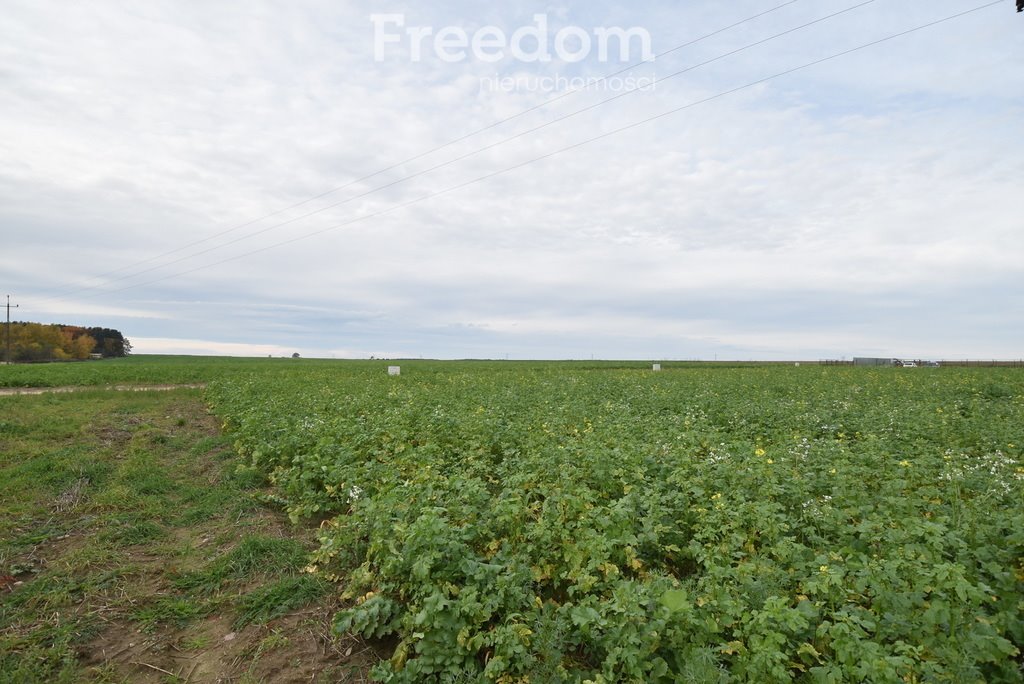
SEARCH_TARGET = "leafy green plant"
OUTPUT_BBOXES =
[207,364,1024,682]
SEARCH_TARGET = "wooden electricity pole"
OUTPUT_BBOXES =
[5,295,17,365]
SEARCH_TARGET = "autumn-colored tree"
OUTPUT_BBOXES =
[6,322,100,362]
[10,323,65,361]
[67,332,97,360]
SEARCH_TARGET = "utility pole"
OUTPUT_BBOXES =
[5,295,17,365]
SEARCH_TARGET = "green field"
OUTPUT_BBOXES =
[0,356,777,389]
[3,358,1023,682]
[0,374,374,683]
[0,355,300,388]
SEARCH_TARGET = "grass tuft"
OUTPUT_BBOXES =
[173,536,309,593]
[102,519,167,547]
[133,596,212,631]
[234,575,328,629]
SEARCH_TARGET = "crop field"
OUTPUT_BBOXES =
[2,359,1022,682]
[0,355,303,389]
[207,362,1024,682]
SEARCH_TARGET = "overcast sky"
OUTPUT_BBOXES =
[2,0,1021,360]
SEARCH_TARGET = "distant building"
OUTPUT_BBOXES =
[853,357,896,367]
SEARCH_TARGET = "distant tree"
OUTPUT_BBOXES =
[68,333,96,360]
[292,352,300,359]
[9,323,66,361]
[85,327,131,357]
[5,322,123,361]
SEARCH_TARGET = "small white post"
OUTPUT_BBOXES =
[388,366,401,376]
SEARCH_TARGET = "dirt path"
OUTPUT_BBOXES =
[0,383,206,396]
[0,390,379,682]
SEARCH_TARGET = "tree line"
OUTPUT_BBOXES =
[4,323,131,362]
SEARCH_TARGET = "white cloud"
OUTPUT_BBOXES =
[130,337,294,357]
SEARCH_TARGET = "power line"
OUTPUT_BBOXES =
[66,0,1000,303]
[43,0,873,302]
[38,0,804,300]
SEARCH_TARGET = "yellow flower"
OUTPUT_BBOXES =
[766,459,774,464]
[899,460,911,467]
[711,492,722,500]
[819,565,829,574]
[755,448,766,457]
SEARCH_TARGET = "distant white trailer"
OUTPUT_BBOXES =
[652,363,662,372]
[388,366,401,376]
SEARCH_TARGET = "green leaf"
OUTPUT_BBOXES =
[660,589,689,613]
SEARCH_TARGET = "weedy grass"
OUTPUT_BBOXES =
[0,379,369,682]
[234,575,330,629]
[132,595,214,631]
[172,535,310,594]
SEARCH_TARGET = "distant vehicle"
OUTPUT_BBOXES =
[927,361,941,368]
[902,361,917,368]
